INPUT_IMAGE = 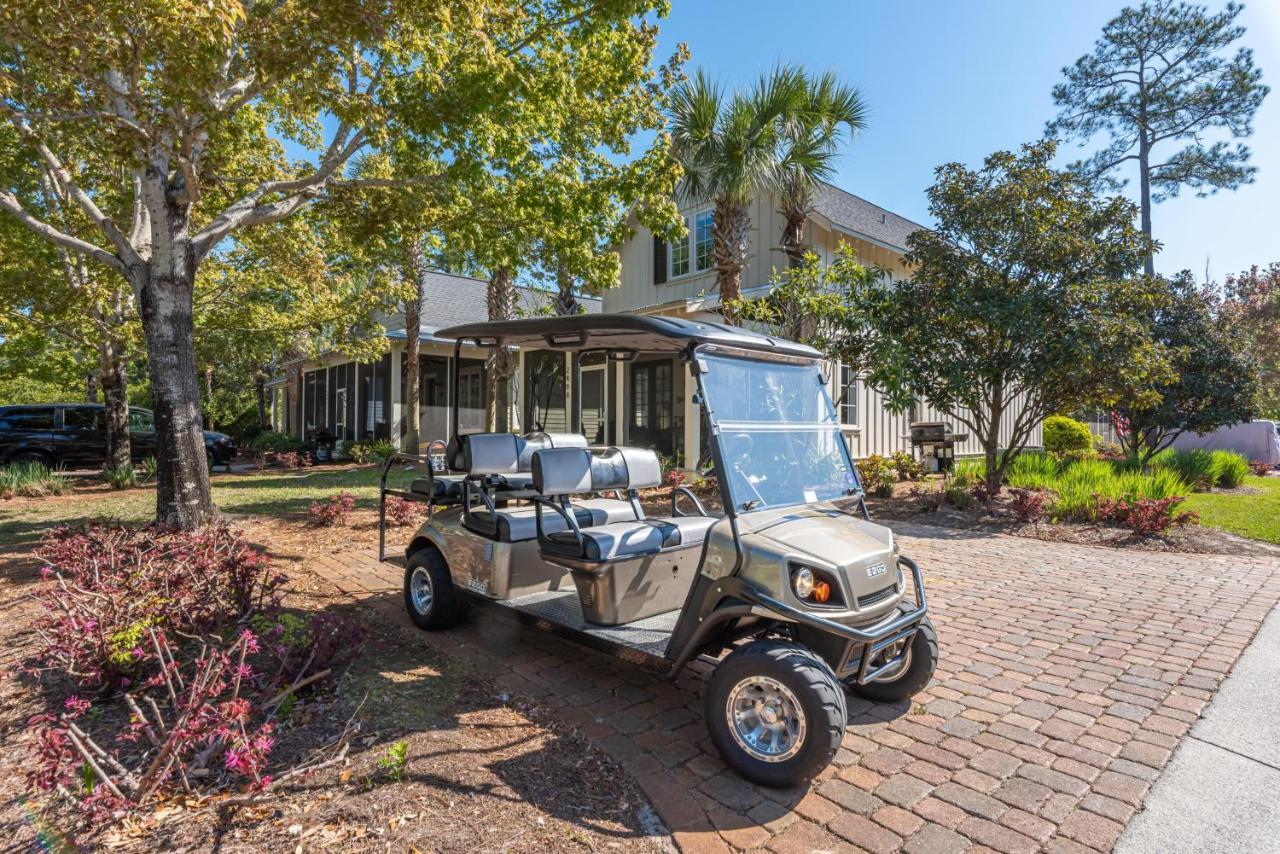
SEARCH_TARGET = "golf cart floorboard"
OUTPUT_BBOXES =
[497,590,678,666]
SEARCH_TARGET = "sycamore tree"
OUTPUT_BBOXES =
[0,1,675,526]
[1112,272,1258,461]
[868,142,1167,495]
[1048,1,1269,276]
[0,128,138,468]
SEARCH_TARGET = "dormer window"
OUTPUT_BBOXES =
[653,207,715,284]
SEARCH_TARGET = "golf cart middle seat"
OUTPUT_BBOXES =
[409,431,584,505]
[457,432,637,542]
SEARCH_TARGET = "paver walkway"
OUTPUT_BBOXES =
[306,523,1280,853]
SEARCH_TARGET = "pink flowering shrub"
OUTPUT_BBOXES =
[308,491,357,527]
[28,523,286,691]
[385,495,426,527]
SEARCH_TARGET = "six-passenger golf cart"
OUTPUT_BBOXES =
[379,315,937,787]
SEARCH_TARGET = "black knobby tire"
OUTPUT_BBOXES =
[403,547,468,630]
[846,615,939,703]
[704,640,846,788]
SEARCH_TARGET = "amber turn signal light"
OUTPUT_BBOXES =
[812,580,831,603]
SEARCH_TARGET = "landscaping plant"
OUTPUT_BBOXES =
[1007,488,1049,524]
[856,454,895,497]
[385,495,426,527]
[1251,461,1273,477]
[0,461,70,499]
[889,451,925,482]
[1210,450,1250,489]
[100,464,139,491]
[1095,496,1198,535]
[1043,415,1094,457]
[309,492,357,527]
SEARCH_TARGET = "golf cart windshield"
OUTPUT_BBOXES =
[698,351,861,512]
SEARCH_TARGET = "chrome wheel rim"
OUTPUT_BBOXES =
[725,676,806,762]
[409,567,433,614]
[868,640,913,683]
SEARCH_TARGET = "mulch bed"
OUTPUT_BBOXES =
[0,514,670,852]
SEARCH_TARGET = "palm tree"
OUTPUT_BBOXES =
[670,68,799,324]
[777,72,867,267]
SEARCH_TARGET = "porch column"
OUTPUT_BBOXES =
[614,359,626,446]
[389,341,403,449]
[514,349,526,433]
[683,365,700,471]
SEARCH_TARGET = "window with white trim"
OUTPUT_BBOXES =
[838,364,858,426]
[662,208,715,282]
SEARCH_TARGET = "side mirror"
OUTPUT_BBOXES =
[691,392,703,405]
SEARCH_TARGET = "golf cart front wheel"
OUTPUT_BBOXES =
[705,640,846,788]
[403,548,467,630]
[845,615,938,703]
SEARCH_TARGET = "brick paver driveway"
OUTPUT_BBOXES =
[310,523,1280,853]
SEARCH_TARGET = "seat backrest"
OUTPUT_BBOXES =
[458,432,590,476]
[532,446,661,496]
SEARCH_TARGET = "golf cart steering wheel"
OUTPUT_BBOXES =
[725,432,767,510]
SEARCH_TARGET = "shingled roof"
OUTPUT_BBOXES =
[810,181,927,252]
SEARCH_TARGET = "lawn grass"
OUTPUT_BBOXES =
[0,464,418,550]
[1182,475,1280,545]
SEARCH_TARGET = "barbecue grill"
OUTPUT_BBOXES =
[908,421,968,473]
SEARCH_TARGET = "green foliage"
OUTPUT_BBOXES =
[1211,451,1251,489]
[889,451,925,482]
[1113,273,1257,461]
[378,741,410,782]
[863,141,1164,494]
[1004,452,1061,491]
[367,440,396,465]
[0,461,69,499]
[1043,416,1095,456]
[1048,1,1269,271]
[856,455,895,496]
[137,457,158,481]
[251,431,305,453]
[1218,263,1280,419]
[101,465,139,491]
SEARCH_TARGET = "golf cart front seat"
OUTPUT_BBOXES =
[409,431,583,504]
[531,446,717,624]
[457,433,637,542]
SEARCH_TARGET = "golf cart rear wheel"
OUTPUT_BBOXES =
[403,548,467,630]
[845,615,938,703]
[705,640,846,788]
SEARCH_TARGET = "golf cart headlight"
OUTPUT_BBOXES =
[793,567,815,599]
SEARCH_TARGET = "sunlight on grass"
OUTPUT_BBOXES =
[1183,476,1280,545]
[0,465,419,549]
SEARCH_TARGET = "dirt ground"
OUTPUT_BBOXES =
[865,479,1280,557]
[0,507,671,853]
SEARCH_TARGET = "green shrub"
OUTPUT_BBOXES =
[1152,449,1216,492]
[1210,450,1250,489]
[137,456,158,480]
[101,464,138,490]
[367,439,396,464]
[856,454,895,494]
[0,461,70,499]
[1043,415,1095,456]
[889,450,925,482]
[951,459,985,488]
[250,430,304,453]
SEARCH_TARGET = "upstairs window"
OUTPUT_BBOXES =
[670,215,691,277]
[838,364,859,426]
[694,210,714,272]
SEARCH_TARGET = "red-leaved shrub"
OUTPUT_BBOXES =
[665,468,687,489]
[28,524,285,690]
[1007,488,1048,524]
[1250,460,1272,477]
[385,495,425,527]
[1095,495,1198,535]
[308,491,356,527]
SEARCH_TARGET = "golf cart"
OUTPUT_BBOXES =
[378,314,936,787]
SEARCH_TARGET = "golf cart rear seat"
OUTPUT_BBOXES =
[408,431,584,504]
[456,432,636,542]
[531,446,716,625]
[532,447,717,559]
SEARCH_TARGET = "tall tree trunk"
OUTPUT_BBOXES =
[254,367,268,428]
[1138,131,1154,277]
[779,184,811,268]
[713,199,750,325]
[982,397,1005,499]
[98,336,132,471]
[85,371,99,403]
[554,263,579,316]
[486,265,516,432]
[402,242,426,451]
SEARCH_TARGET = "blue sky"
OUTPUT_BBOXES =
[652,0,1280,280]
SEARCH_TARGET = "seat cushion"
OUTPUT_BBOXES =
[466,505,593,542]
[575,497,640,524]
[410,474,533,501]
[546,514,718,560]
[647,515,717,547]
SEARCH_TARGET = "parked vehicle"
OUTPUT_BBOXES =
[1170,420,1280,467]
[379,315,937,788]
[0,404,237,470]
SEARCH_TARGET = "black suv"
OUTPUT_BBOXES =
[0,404,237,470]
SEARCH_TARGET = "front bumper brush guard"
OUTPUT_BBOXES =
[741,556,928,686]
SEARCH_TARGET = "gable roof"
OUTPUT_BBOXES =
[383,270,602,342]
[810,181,927,253]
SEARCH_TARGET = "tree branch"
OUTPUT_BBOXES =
[0,191,125,274]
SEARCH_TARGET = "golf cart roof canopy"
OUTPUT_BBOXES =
[437,313,821,361]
